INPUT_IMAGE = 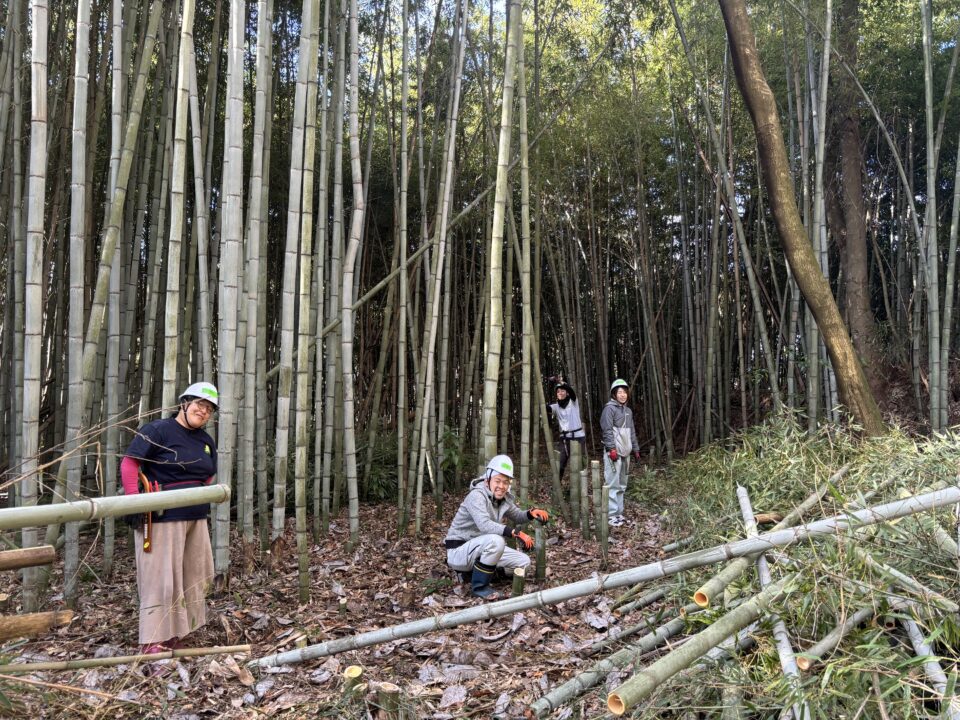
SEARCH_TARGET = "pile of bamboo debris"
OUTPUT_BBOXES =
[250,420,960,719]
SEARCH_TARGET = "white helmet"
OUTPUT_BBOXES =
[179,381,219,408]
[610,378,629,395]
[485,454,515,480]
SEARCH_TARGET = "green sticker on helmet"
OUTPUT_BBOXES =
[201,387,218,399]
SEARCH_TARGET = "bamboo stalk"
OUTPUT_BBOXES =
[600,484,610,564]
[693,468,845,607]
[736,486,808,720]
[0,485,231,531]
[527,609,692,718]
[851,544,958,613]
[342,664,364,695]
[608,576,794,716]
[0,644,252,673]
[663,536,694,553]
[0,544,55,570]
[0,610,74,641]
[796,605,874,671]
[590,602,699,656]
[901,616,960,720]
[615,587,667,614]
[250,483,959,668]
[591,460,602,542]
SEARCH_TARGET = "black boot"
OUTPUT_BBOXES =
[471,560,497,598]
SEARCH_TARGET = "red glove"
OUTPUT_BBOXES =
[608,448,618,461]
[529,508,549,524]
[513,530,534,550]
[633,451,641,461]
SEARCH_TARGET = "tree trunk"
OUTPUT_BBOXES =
[717,0,884,436]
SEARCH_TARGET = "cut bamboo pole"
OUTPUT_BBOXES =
[693,468,845,607]
[0,644,252,673]
[796,605,874,671]
[0,610,74,641]
[251,483,959,668]
[663,536,694,553]
[916,513,960,556]
[0,545,55,570]
[851,543,958,613]
[607,576,794,716]
[512,567,526,597]
[589,602,698,656]
[901,616,960,720]
[527,610,692,718]
[0,485,231,531]
[615,587,667,614]
[579,466,590,539]
[736,486,808,720]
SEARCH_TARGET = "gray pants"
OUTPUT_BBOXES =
[446,534,530,574]
[604,454,631,516]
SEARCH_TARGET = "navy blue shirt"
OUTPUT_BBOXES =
[125,417,218,522]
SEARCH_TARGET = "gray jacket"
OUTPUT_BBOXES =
[444,476,530,547]
[599,398,639,454]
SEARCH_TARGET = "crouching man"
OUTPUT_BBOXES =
[444,454,549,599]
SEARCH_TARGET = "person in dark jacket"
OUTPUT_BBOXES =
[121,381,219,654]
[599,378,640,527]
[444,454,549,598]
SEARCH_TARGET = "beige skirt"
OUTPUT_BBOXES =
[134,519,214,645]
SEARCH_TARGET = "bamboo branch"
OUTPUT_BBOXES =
[251,482,958,668]
[0,644,252,673]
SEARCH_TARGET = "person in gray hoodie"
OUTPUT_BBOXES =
[444,454,549,598]
[599,378,640,527]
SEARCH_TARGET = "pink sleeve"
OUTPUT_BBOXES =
[120,456,141,496]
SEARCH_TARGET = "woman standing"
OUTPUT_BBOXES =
[545,378,586,479]
[121,382,219,654]
[599,378,640,527]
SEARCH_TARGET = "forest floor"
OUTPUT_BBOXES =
[5,479,672,719]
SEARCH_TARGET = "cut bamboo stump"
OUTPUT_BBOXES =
[342,664,364,695]
[600,485,610,565]
[0,545,56,571]
[591,461,602,541]
[534,527,546,582]
[0,644,252,673]
[375,680,403,719]
[0,610,74,641]
[512,567,526,597]
[569,442,581,527]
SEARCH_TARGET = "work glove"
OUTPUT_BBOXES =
[608,448,618,462]
[513,529,535,550]
[528,508,549,524]
[633,451,641,461]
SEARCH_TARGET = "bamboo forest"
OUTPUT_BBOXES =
[4,0,960,716]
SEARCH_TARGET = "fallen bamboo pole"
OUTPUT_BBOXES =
[527,609,693,718]
[737,486,808,720]
[0,545,56,571]
[589,603,699,656]
[250,483,960,668]
[0,610,74,641]
[0,644,252,673]
[796,605,875,671]
[693,470,841,607]
[0,485,231,531]
[901,616,960,720]
[607,576,794,716]
[615,587,667,615]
